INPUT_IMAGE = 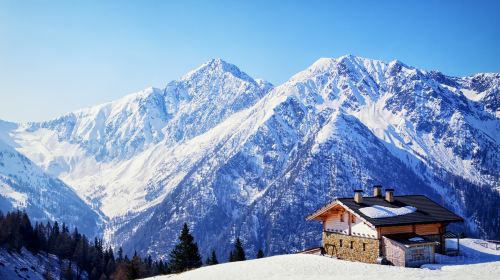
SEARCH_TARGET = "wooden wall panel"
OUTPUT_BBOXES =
[415,223,441,235]
[379,225,413,235]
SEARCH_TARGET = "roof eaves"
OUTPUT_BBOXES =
[306,200,339,221]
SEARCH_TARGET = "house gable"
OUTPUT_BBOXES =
[309,202,378,238]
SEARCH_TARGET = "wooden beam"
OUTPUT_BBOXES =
[348,212,352,235]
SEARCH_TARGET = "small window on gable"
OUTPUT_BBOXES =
[340,213,344,222]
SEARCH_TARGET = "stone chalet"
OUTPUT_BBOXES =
[306,186,464,267]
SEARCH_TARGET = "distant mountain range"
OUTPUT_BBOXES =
[0,55,498,259]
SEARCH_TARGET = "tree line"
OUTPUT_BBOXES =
[168,223,265,273]
[0,210,264,279]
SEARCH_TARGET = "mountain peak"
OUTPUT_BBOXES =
[291,55,375,82]
[205,58,230,66]
[181,58,255,84]
[337,53,357,61]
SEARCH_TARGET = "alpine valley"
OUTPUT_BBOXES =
[0,55,498,259]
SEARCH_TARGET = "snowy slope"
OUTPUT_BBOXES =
[146,254,499,280]
[0,138,103,237]
[148,238,500,280]
[0,247,86,280]
[428,238,500,267]
[0,56,498,259]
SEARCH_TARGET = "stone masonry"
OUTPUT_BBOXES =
[323,231,380,263]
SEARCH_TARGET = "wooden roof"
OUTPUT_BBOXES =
[307,195,463,228]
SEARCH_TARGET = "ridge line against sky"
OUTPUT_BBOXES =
[1,0,499,122]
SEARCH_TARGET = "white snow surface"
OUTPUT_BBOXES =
[0,183,27,208]
[359,205,417,218]
[0,138,103,237]
[0,247,87,280]
[145,254,499,280]
[427,238,500,268]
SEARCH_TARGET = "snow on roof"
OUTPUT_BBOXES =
[359,205,417,218]
[408,237,425,242]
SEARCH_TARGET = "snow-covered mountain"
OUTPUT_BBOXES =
[0,122,103,237]
[0,55,498,259]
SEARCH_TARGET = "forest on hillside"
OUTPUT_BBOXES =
[0,210,262,279]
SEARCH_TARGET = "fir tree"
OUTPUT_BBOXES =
[229,237,246,262]
[256,249,264,259]
[117,246,124,262]
[128,254,146,279]
[157,260,169,275]
[206,249,218,265]
[210,249,218,265]
[168,223,202,272]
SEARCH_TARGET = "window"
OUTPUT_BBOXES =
[410,247,426,261]
[363,243,366,251]
[339,239,343,247]
[350,241,354,249]
[340,213,344,222]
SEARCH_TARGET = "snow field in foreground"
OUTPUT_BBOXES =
[146,254,499,280]
[147,238,500,280]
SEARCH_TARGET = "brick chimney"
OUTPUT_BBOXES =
[373,185,382,197]
[354,190,363,204]
[385,188,394,203]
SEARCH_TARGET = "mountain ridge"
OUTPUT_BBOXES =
[0,55,498,259]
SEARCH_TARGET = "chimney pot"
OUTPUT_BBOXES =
[354,189,363,204]
[385,188,395,203]
[373,185,382,197]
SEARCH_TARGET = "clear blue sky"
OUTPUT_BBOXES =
[1,0,499,122]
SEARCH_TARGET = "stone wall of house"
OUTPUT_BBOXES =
[323,231,380,263]
[382,236,406,266]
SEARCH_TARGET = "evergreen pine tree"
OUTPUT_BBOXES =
[206,249,218,265]
[168,223,202,272]
[256,249,264,259]
[229,237,246,262]
[128,254,145,279]
[210,249,218,265]
[117,246,124,262]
